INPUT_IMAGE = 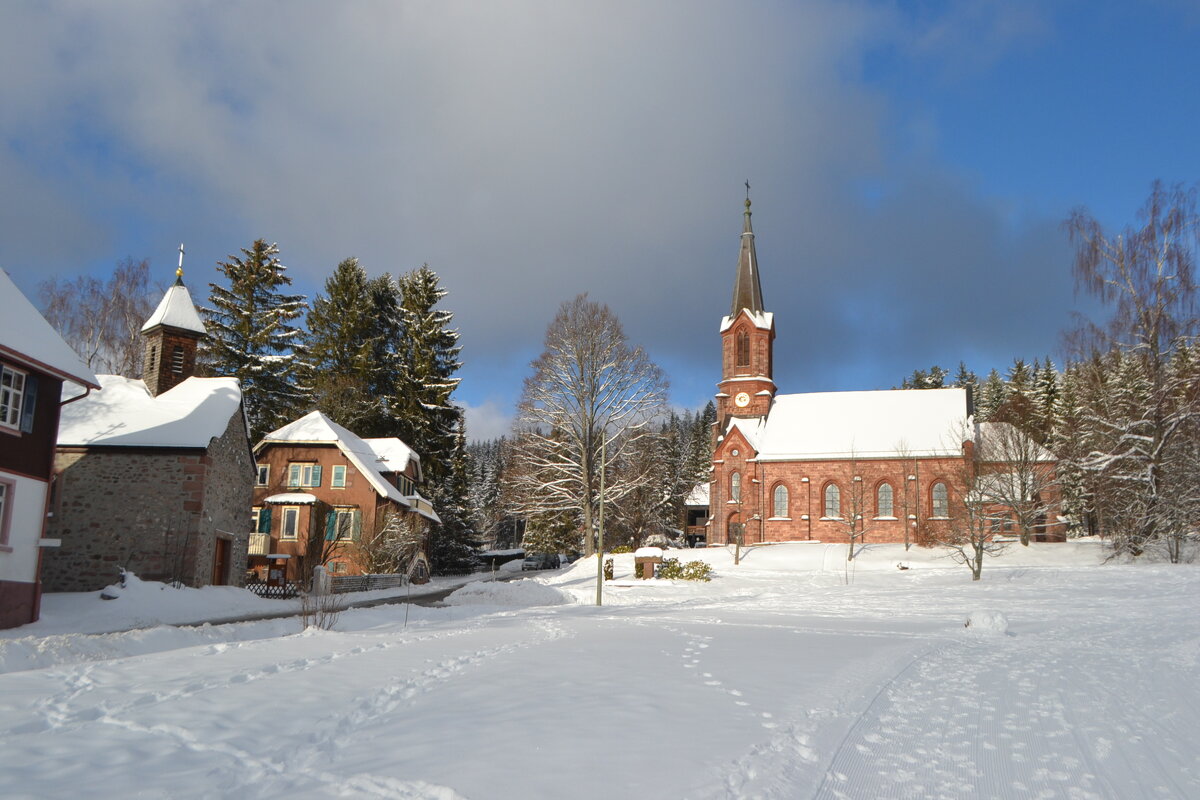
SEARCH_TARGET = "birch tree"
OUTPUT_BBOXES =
[507,294,668,556]
[975,421,1059,546]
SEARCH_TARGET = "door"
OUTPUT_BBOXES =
[211,537,231,586]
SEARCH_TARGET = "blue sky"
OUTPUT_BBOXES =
[1,1,1197,440]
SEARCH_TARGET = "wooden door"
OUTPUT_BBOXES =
[212,537,231,586]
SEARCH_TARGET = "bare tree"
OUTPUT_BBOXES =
[975,422,1059,546]
[357,508,427,575]
[825,453,873,564]
[1065,181,1200,557]
[930,424,1010,580]
[39,257,157,376]
[506,295,668,556]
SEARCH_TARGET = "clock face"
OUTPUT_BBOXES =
[734,392,751,408]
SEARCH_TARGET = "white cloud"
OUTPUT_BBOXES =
[460,399,513,443]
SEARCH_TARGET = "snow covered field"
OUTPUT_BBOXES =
[1,541,1197,799]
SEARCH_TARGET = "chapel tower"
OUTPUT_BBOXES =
[141,254,207,397]
[716,194,776,428]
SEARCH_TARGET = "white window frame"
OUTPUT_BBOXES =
[772,484,789,519]
[0,365,26,430]
[334,508,356,541]
[281,506,300,540]
[255,464,270,487]
[931,482,949,518]
[287,463,320,488]
[730,471,741,503]
[823,483,841,519]
[0,478,13,547]
[331,465,347,488]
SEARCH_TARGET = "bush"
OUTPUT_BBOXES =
[656,558,713,582]
[609,545,634,554]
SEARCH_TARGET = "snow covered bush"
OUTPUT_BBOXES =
[657,558,713,581]
[964,610,1009,635]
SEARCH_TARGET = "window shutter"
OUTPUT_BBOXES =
[332,466,345,488]
[352,509,362,541]
[19,374,38,434]
[288,464,300,487]
[258,506,272,533]
[324,509,337,541]
[311,465,322,487]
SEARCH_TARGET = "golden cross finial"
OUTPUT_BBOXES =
[177,243,185,278]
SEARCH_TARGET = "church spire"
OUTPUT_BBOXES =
[730,184,765,317]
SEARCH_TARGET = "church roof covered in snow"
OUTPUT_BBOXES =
[57,374,242,448]
[140,275,206,335]
[685,483,710,508]
[0,268,99,389]
[732,387,971,460]
[257,411,439,520]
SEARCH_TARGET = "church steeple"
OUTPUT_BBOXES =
[716,188,776,426]
[141,249,206,396]
[730,188,764,317]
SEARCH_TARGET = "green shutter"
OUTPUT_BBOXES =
[288,464,300,487]
[311,465,322,487]
[352,509,362,541]
[258,506,272,533]
[324,509,338,541]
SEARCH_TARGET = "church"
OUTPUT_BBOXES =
[707,197,1064,547]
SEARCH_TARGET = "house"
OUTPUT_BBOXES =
[41,269,255,592]
[0,270,100,628]
[708,197,1065,546]
[250,410,440,582]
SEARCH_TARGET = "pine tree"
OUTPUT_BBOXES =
[427,414,480,572]
[301,258,385,432]
[202,239,308,441]
[976,369,1007,421]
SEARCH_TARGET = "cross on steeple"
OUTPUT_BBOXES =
[176,243,185,283]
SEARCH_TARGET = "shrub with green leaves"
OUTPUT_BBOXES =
[656,558,713,581]
[609,545,634,554]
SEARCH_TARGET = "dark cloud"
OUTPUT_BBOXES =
[0,2,1100,438]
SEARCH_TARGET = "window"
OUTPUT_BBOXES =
[824,483,841,518]
[250,507,260,532]
[171,346,185,374]
[736,330,750,366]
[328,561,347,574]
[397,474,414,496]
[281,507,300,539]
[931,482,949,517]
[287,463,322,488]
[334,509,355,541]
[877,483,894,517]
[772,484,789,518]
[730,471,741,502]
[255,464,270,487]
[0,479,12,547]
[1,365,26,429]
[331,465,347,488]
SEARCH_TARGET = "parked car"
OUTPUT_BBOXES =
[522,553,558,570]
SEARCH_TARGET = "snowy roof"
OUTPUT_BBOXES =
[738,387,970,460]
[258,411,417,509]
[140,280,206,335]
[975,422,1055,462]
[363,437,418,475]
[409,492,441,524]
[0,269,99,389]
[719,309,774,333]
[263,492,318,505]
[57,374,243,448]
[685,483,710,507]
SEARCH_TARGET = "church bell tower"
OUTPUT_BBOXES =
[141,246,207,397]
[716,192,776,429]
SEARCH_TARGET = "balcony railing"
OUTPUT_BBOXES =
[248,532,270,556]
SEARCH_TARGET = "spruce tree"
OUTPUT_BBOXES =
[202,239,307,441]
[301,258,384,432]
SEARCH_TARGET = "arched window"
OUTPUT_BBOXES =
[730,471,741,502]
[736,330,750,366]
[773,484,789,518]
[877,483,894,517]
[824,483,840,518]
[931,482,949,517]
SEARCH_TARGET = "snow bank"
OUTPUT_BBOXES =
[964,610,1009,635]
[444,579,571,608]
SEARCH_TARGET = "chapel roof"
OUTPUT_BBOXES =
[140,271,206,335]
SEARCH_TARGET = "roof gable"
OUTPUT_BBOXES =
[141,281,206,335]
[0,269,99,388]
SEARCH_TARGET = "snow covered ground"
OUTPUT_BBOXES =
[1,541,1197,799]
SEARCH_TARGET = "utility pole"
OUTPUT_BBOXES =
[595,432,606,606]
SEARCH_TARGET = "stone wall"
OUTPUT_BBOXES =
[42,408,253,592]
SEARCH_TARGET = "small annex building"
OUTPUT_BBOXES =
[0,270,100,628]
[42,268,255,592]
[709,197,1064,547]
[250,410,440,582]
